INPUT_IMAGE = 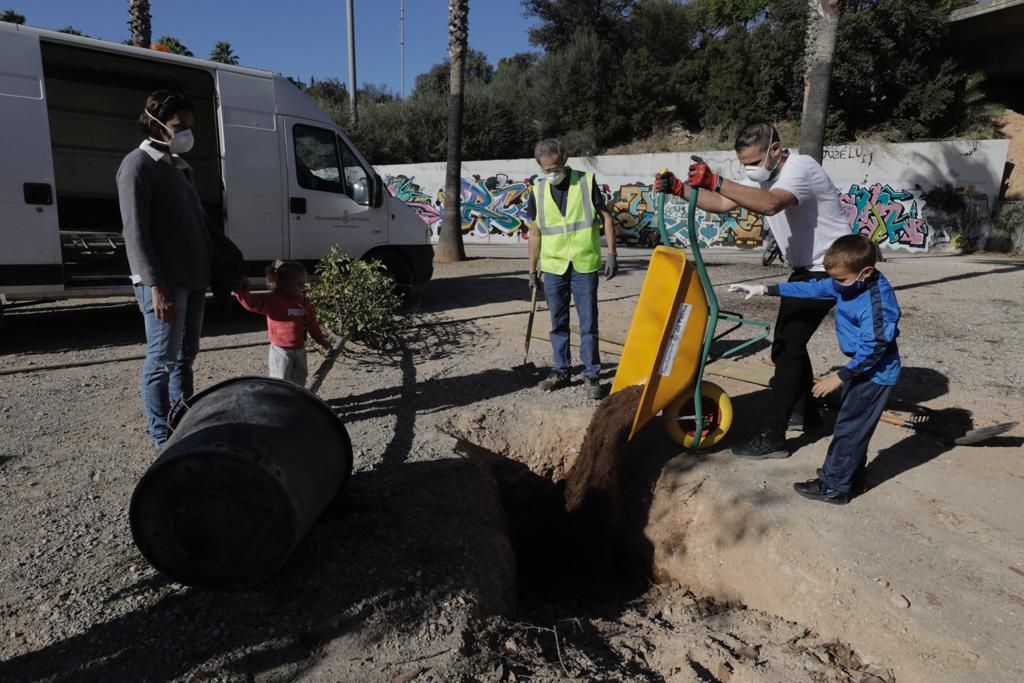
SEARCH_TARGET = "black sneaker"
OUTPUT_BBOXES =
[731,432,790,460]
[793,478,850,505]
[789,410,825,434]
[538,372,569,392]
[585,377,604,400]
[816,468,866,495]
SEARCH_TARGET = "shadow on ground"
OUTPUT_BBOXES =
[0,457,511,682]
[0,298,265,356]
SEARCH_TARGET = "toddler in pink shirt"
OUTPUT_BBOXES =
[233,260,330,386]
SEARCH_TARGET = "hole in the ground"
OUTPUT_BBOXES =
[454,386,670,611]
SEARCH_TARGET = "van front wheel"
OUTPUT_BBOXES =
[370,250,413,295]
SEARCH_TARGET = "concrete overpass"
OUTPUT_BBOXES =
[950,0,1024,110]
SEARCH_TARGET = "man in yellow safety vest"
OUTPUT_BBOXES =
[525,138,617,400]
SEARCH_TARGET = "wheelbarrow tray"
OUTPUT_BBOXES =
[611,246,710,441]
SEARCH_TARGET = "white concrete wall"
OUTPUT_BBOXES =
[378,140,1009,252]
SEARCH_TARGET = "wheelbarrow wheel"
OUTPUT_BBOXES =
[664,382,733,449]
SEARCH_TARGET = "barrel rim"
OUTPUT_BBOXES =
[167,375,353,485]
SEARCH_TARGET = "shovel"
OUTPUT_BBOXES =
[878,413,1018,446]
[520,282,539,370]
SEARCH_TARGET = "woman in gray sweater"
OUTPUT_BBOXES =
[116,90,214,449]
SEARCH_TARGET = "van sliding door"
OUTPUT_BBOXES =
[0,30,61,292]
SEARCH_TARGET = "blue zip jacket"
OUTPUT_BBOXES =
[767,272,901,385]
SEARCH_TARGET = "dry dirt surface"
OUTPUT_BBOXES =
[1,246,1022,682]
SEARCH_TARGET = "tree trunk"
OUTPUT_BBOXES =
[128,0,152,48]
[436,0,469,263]
[798,0,841,163]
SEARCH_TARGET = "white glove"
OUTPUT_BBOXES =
[728,284,767,300]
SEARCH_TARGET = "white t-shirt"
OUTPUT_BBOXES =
[740,151,850,271]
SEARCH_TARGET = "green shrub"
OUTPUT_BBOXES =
[306,245,404,350]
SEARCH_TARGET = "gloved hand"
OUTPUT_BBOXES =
[529,271,543,294]
[653,170,685,197]
[728,283,767,299]
[604,253,617,280]
[687,161,723,192]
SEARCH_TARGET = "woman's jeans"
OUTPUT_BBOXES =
[134,286,206,449]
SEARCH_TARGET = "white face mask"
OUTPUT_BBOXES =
[146,109,195,155]
[544,167,568,185]
[743,144,779,183]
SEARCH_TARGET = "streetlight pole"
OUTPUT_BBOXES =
[400,0,405,98]
[346,0,357,126]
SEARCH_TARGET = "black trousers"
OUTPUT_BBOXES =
[763,268,835,441]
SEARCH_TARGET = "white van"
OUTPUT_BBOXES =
[0,23,433,319]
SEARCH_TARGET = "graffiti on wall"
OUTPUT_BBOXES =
[840,183,929,249]
[386,175,442,229]
[387,173,993,253]
[460,174,533,238]
[385,174,535,239]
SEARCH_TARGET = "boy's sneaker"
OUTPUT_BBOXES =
[793,478,850,505]
[538,372,569,392]
[816,468,866,496]
[731,432,790,460]
[585,377,604,400]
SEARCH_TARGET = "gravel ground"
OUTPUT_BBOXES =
[0,246,1020,681]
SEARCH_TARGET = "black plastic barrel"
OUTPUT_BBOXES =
[129,376,353,590]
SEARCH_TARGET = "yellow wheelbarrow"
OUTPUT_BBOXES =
[611,163,770,448]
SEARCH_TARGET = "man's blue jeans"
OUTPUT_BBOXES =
[134,285,206,449]
[543,265,600,379]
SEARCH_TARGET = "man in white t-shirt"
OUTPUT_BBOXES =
[655,123,850,459]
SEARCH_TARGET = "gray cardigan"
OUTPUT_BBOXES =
[116,147,213,290]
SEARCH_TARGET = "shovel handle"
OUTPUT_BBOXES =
[879,412,914,429]
[524,285,538,356]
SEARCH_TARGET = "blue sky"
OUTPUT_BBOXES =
[19,1,539,95]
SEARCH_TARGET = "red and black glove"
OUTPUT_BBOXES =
[687,162,723,192]
[653,171,685,197]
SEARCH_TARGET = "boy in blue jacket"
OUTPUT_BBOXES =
[729,234,901,504]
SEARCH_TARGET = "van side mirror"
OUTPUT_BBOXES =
[373,173,385,208]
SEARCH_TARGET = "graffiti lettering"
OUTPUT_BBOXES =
[840,183,929,249]
[824,146,875,166]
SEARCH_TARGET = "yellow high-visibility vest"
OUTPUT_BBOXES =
[535,170,601,276]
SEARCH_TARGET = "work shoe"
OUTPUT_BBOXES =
[788,409,825,434]
[793,478,850,505]
[731,432,790,460]
[538,372,569,392]
[585,377,604,400]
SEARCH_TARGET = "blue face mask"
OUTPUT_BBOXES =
[831,269,870,295]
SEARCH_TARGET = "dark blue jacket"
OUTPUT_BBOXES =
[768,272,901,385]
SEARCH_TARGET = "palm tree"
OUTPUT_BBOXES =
[1,9,26,24]
[128,0,151,48]
[209,41,239,65]
[59,26,86,36]
[798,0,842,163]
[155,35,193,57]
[436,0,469,263]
